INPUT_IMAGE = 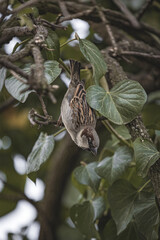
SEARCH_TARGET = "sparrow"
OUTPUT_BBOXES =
[60,59,100,155]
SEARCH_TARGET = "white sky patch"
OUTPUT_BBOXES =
[27,221,40,240]
[4,37,21,55]
[60,72,70,87]
[24,178,45,201]
[13,154,26,175]
[0,200,37,240]
[69,19,90,46]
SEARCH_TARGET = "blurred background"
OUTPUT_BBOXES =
[0,0,160,239]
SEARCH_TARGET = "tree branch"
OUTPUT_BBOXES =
[92,0,118,53]
[136,0,154,20]
[0,26,33,45]
[112,0,140,28]
[0,58,29,80]
[39,134,80,240]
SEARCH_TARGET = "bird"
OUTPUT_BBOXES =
[60,59,99,155]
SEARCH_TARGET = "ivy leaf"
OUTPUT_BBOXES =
[70,201,98,239]
[79,38,107,84]
[134,192,159,240]
[86,80,147,124]
[0,67,7,91]
[92,197,106,220]
[44,60,61,84]
[133,138,160,177]
[108,179,137,234]
[5,61,61,102]
[115,125,131,140]
[96,146,133,184]
[18,14,34,30]
[102,220,144,240]
[73,162,100,192]
[43,31,60,60]
[5,75,34,103]
[27,132,54,175]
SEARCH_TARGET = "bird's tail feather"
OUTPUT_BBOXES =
[70,59,81,86]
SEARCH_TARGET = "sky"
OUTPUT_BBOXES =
[0,18,89,240]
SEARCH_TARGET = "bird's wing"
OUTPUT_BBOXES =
[70,83,96,130]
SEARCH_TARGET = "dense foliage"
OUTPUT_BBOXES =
[0,0,160,239]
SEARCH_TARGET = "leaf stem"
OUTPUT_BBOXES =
[60,38,76,48]
[53,127,66,137]
[58,58,70,74]
[138,179,151,193]
[103,120,132,148]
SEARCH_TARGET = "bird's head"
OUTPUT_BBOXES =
[76,127,100,155]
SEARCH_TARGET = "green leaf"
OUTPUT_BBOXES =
[86,80,147,125]
[5,75,34,103]
[73,162,100,192]
[102,220,144,240]
[5,61,61,102]
[111,125,131,146]
[134,192,159,240]
[92,197,106,220]
[27,132,54,174]
[0,67,7,91]
[70,201,98,239]
[113,125,131,140]
[44,60,61,84]
[18,14,34,30]
[108,179,137,234]
[44,31,60,60]
[5,64,33,103]
[133,138,160,177]
[102,219,117,240]
[79,38,107,84]
[96,146,133,184]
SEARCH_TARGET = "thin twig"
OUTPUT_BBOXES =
[28,108,58,126]
[136,0,154,20]
[53,127,66,137]
[38,95,49,117]
[112,0,140,28]
[103,120,132,148]
[138,179,151,192]
[58,7,96,23]
[60,38,76,48]
[41,19,67,30]
[92,0,118,53]
[57,0,69,16]
[58,58,70,74]
[120,50,160,60]
[0,58,29,80]
[9,70,28,84]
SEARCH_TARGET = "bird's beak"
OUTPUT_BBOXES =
[90,147,97,155]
